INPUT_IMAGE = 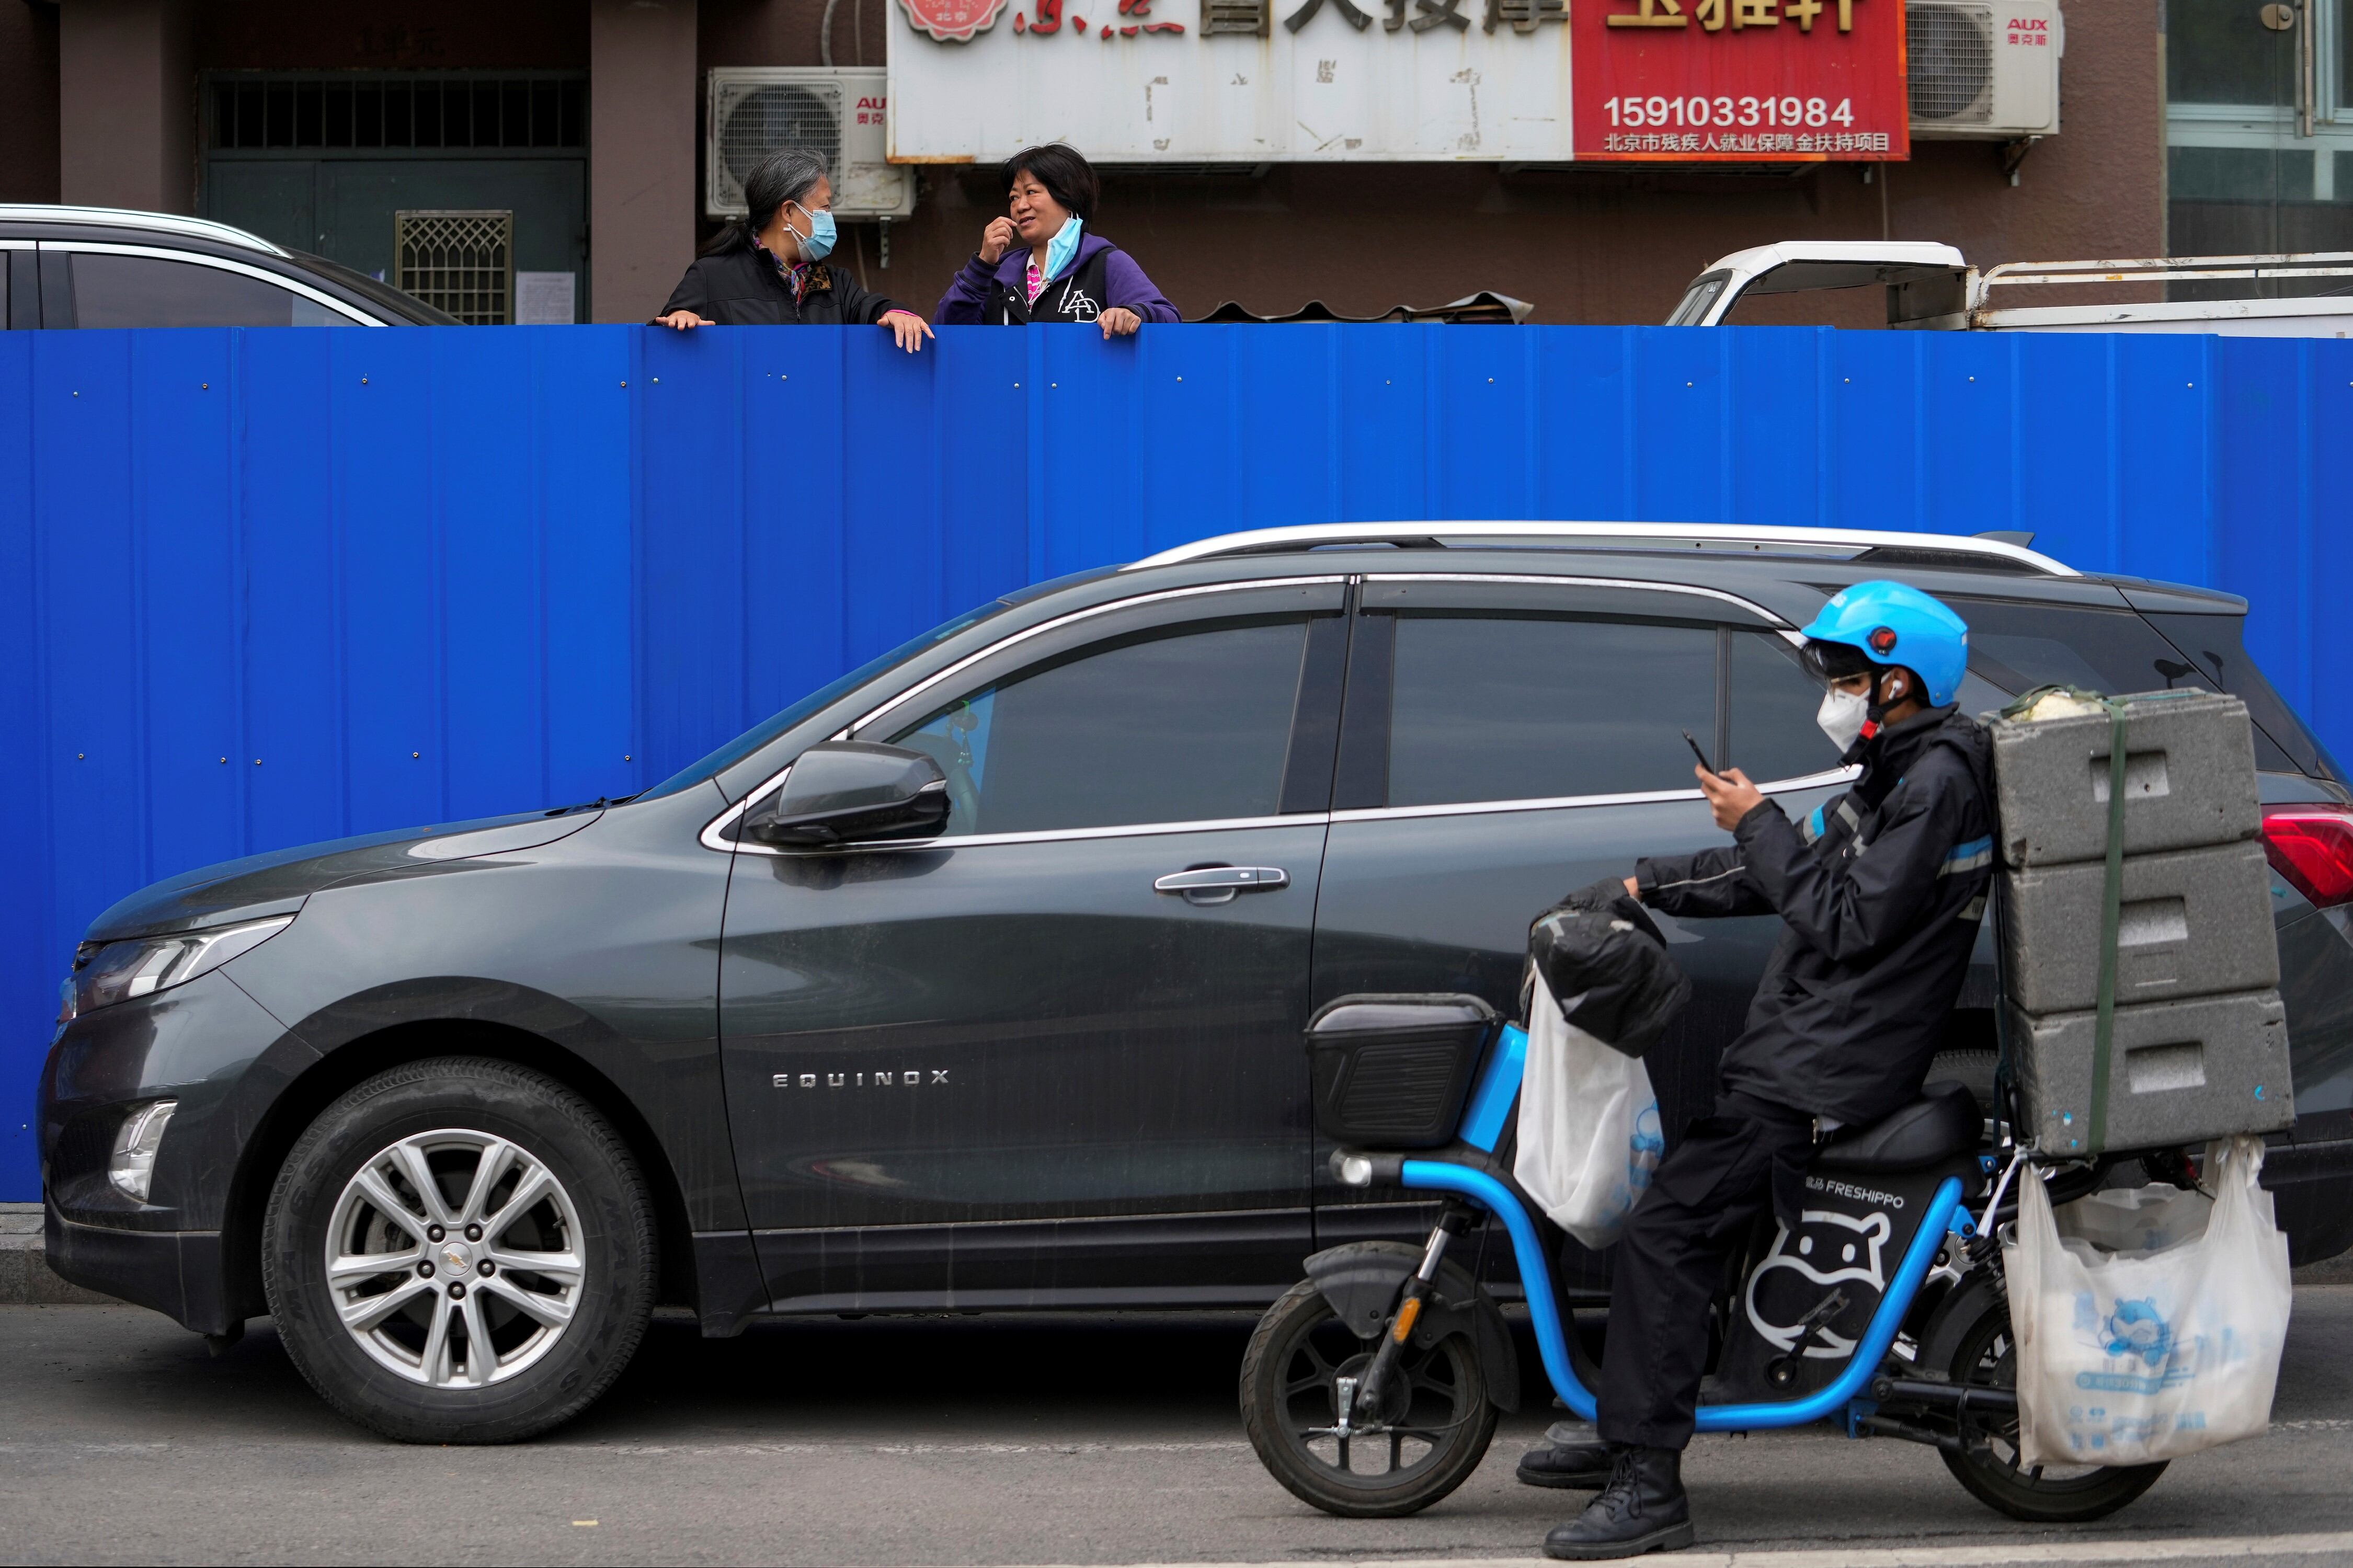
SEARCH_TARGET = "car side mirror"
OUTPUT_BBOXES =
[743,741,950,848]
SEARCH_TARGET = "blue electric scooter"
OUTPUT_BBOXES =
[1240,994,2170,1524]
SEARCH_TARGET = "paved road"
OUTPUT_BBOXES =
[3,1289,2351,1566]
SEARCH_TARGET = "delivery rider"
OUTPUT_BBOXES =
[1528,581,1997,1561]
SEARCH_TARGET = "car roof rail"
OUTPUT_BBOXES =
[0,204,289,258]
[1124,521,2077,577]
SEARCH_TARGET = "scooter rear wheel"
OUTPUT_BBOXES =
[1919,1276,2168,1523]
[1240,1278,1498,1517]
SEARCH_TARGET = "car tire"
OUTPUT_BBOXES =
[261,1056,656,1444]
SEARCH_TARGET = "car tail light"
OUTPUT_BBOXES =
[2261,804,2353,910]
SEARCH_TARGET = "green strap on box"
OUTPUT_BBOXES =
[2090,701,2129,1152]
[1997,685,2131,1151]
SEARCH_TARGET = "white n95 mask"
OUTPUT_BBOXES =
[1817,686,1869,753]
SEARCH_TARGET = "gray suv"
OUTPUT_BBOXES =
[39,521,2353,1444]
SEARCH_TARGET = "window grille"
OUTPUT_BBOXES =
[210,74,586,151]
[394,211,513,325]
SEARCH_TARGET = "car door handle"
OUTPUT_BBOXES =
[1153,865,1289,905]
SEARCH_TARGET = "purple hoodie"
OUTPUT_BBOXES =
[934,231,1181,325]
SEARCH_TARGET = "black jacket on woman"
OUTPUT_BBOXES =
[658,243,907,326]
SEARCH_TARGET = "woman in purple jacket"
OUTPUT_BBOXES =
[934,144,1179,337]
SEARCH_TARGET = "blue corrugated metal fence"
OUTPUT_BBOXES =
[4,322,2348,1198]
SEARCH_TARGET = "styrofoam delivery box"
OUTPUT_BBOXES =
[1998,840,2282,1015]
[2007,990,2294,1155]
[1991,690,2261,868]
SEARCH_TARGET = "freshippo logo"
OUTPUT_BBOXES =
[2069,1295,2196,1394]
[1744,1208,1892,1358]
[2104,1298,2172,1366]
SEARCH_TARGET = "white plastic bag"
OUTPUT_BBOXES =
[2009,1136,2292,1468]
[1513,971,1665,1250]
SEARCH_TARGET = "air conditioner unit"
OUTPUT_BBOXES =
[705,67,915,221]
[1907,0,2061,140]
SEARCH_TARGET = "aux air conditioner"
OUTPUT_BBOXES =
[705,67,915,221]
[1906,0,2061,140]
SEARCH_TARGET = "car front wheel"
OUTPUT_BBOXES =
[262,1056,656,1443]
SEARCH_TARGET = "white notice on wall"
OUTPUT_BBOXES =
[516,272,577,325]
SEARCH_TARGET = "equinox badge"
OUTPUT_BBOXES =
[773,1069,951,1089]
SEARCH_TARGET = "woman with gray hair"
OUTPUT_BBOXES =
[657,146,932,352]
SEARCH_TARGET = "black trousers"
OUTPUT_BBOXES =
[1594,1090,1820,1451]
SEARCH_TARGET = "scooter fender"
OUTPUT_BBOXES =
[1303,1240,1520,1413]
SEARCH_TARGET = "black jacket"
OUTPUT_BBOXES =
[658,245,907,326]
[1635,706,1996,1126]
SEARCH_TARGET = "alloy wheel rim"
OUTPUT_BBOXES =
[323,1129,586,1388]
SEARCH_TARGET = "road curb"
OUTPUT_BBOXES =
[0,1205,118,1306]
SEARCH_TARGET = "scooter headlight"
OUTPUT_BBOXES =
[1337,1154,1374,1188]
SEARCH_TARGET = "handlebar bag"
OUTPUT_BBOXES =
[2009,1135,2292,1467]
[1527,878,1693,1060]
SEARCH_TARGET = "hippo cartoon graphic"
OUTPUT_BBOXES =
[2102,1297,2173,1368]
[1743,1208,1894,1358]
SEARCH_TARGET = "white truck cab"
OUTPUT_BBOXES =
[1669,242,2353,337]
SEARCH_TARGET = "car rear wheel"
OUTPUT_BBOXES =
[262,1056,655,1444]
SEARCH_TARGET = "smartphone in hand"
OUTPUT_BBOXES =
[1682,729,1719,777]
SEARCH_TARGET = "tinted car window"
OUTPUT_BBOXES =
[894,619,1308,834]
[1385,615,1716,806]
[1953,595,2302,772]
[2140,610,2332,779]
[70,253,345,327]
[1950,597,2200,699]
[1728,632,1845,782]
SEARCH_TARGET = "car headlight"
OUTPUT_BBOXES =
[109,1100,178,1202]
[59,915,294,1024]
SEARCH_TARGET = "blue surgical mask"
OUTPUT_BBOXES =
[1042,214,1083,282]
[792,203,837,263]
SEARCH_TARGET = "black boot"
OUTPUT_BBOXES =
[1542,1445,1694,1561]
[1516,1422,1617,1490]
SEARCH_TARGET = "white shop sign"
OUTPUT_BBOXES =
[886,0,1574,163]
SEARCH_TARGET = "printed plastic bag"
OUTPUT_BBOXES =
[2009,1136,2292,1468]
[1514,970,1666,1250]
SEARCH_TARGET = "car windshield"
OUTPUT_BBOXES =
[1664,270,1731,325]
[639,600,1012,800]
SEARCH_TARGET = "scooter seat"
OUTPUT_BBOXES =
[1815,1080,1982,1174]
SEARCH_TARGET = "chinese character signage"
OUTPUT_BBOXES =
[889,0,1579,161]
[887,0,1903,161]
[1571,0,1905,159]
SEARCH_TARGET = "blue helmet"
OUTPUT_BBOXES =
[1796,580,1970,708]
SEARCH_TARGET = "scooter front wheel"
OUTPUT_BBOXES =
[1240,1278,1498,1517]
[1919,1275,2168,1523]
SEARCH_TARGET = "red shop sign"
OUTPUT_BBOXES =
[1571,0,1907,162]
[897,0,1009,41]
